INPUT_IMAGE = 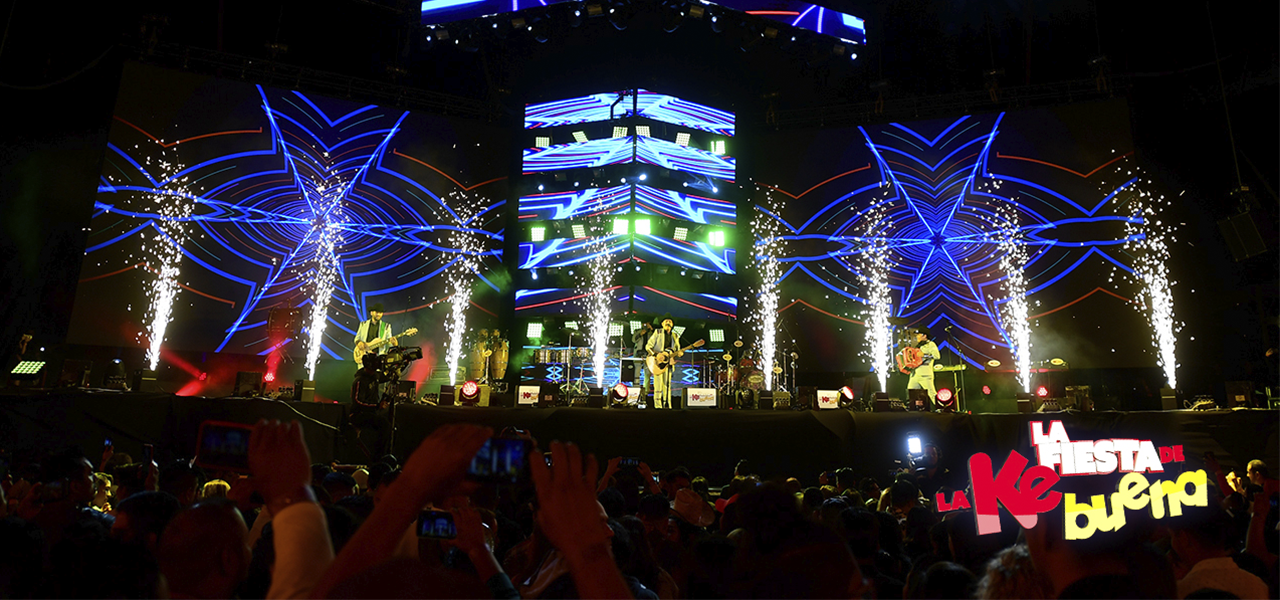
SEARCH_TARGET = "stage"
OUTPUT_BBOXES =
[2,390,1275,484]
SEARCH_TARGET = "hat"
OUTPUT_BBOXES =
[672,488,715,527]
[714,492,741,514]
[369,303,385,314]
[915,326,930,339]
[654,312,674,326]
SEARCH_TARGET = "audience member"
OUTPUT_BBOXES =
[157,499,252,599]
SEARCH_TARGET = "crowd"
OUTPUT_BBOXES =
[0,422,1276,599]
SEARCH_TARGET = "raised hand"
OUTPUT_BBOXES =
[249,419,315,515]
[396,424,492,507]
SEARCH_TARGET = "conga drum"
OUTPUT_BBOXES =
[468,342,486,379]
[490,341,509,379]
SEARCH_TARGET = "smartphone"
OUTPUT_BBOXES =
[143,444,154,465]
[417,509,457,539]
[544,452,553,467]
[620,457,640,468]
[466,437,532,484]
[104,438,113,449]
[906,434,923,457]
[194,421,253,473]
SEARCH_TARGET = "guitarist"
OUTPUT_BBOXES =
[906,327,941,410]
[354,303,398,364]
[644,314,682,409]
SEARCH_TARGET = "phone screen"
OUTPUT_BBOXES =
[620,457,640,468]
[466,438,531,484]
[194,421,253,473]
[417,509,457,539]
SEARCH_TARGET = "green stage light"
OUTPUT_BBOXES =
[629,320,643,332]
[526,322,543,339]
[571,224,586,238]
[674,226,688,241]
[709,230,725,247]
[711,140,726,155]
[613,218,629,235]
[635,219,651,235]
[531,226,545,242]
[709,329,725,342]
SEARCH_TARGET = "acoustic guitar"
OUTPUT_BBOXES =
[646,339,705,375]
[354,327,418,368]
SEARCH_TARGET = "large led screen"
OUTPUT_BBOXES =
[69,63,508,369]
[755,100,1166,372]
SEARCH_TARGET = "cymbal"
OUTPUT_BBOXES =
[887,317,911,326]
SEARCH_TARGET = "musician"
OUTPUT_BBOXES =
[632,321,655,399]
[907,327,941,410]
[354,303,398,362]
[350,359,391,460]
[350,304,396,459]
[645,314,682,409]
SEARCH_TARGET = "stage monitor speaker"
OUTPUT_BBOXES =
[537,385,561,408]
[1016,393,1033,413]
[873,392,891,412]
[1218,211,1267,262]
[58,360,92,388]
[586,391,605,408]
[490,391,515,407]
[907,389,932,411]
[1159,386,1178,411]
[620,360,636,383]
[1224,381,1253,408]
[683,387,717,409]
[234,372,263,396]
[517,384,540,406]
[293,379,316,403]
[439,385,456,406]
[131,369,159,393]
[392,380,417,403]
[1065,385,1091,412]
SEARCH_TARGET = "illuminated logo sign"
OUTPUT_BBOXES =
[935,420,1207,540]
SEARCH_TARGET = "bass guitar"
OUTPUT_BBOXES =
[354,327,418,368]
[646,339,705,375]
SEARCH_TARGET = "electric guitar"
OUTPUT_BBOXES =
[354,327,418,368]
[646,339,705,375]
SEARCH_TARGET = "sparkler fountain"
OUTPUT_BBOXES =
[994,202,1032,393]
[303,182,347,381]
[855,191,896,393]
[583,237,614,389]
[141,144,194,371]
[444,191,486,386]
[752,188,787,391]
[1121,169,1181,390]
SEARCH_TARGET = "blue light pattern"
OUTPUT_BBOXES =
[636,136,735,181]
[766,113,1143,368]
[634,185,736,225]
[522,137,635,173]
[524,91,637,129]
[634,90,735,136]
[85,85,503,359]
[519,186,632,221]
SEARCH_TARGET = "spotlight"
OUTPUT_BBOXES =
[264,372,276,383]
[609,382,629,405]
[460,380,481,405]
[709,329,724,342]
[982,385,991,395]
[10,361,46,381]
[612,126,628,138]
[526,322,543,339]
[711,140,725,154]
[708,230,725,246]
[674,226,688,241]
[634,219,651,235]
[613,218,629,235]
[571,224,586,238]
[531,226,545,242]
[1049,358,1066,367]
[535,136,551,147]
[629,320,643,332]
[675,132,691,146]
[936,388,952,403]
[608,322,624,336]
[985,359,1001,368]
[839,386,856,407]
[199,372,208,381]
[572,131,588,143]
[635,125,650,137]
[1036,385,1049,398]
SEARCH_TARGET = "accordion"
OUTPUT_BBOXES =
[896,346,923,374]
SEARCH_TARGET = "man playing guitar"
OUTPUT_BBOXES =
[354,303,398,368]
[644,314,704,409]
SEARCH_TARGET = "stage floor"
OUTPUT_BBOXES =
[1,389,1275,484]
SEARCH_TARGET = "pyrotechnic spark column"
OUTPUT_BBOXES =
[995,203,1032,393]
[304,183,347,380]
[1123,177,1181,390]
[446,191,485,386]
[752,189,786,391]
[857,190,895,393]
[142,144,194,371]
